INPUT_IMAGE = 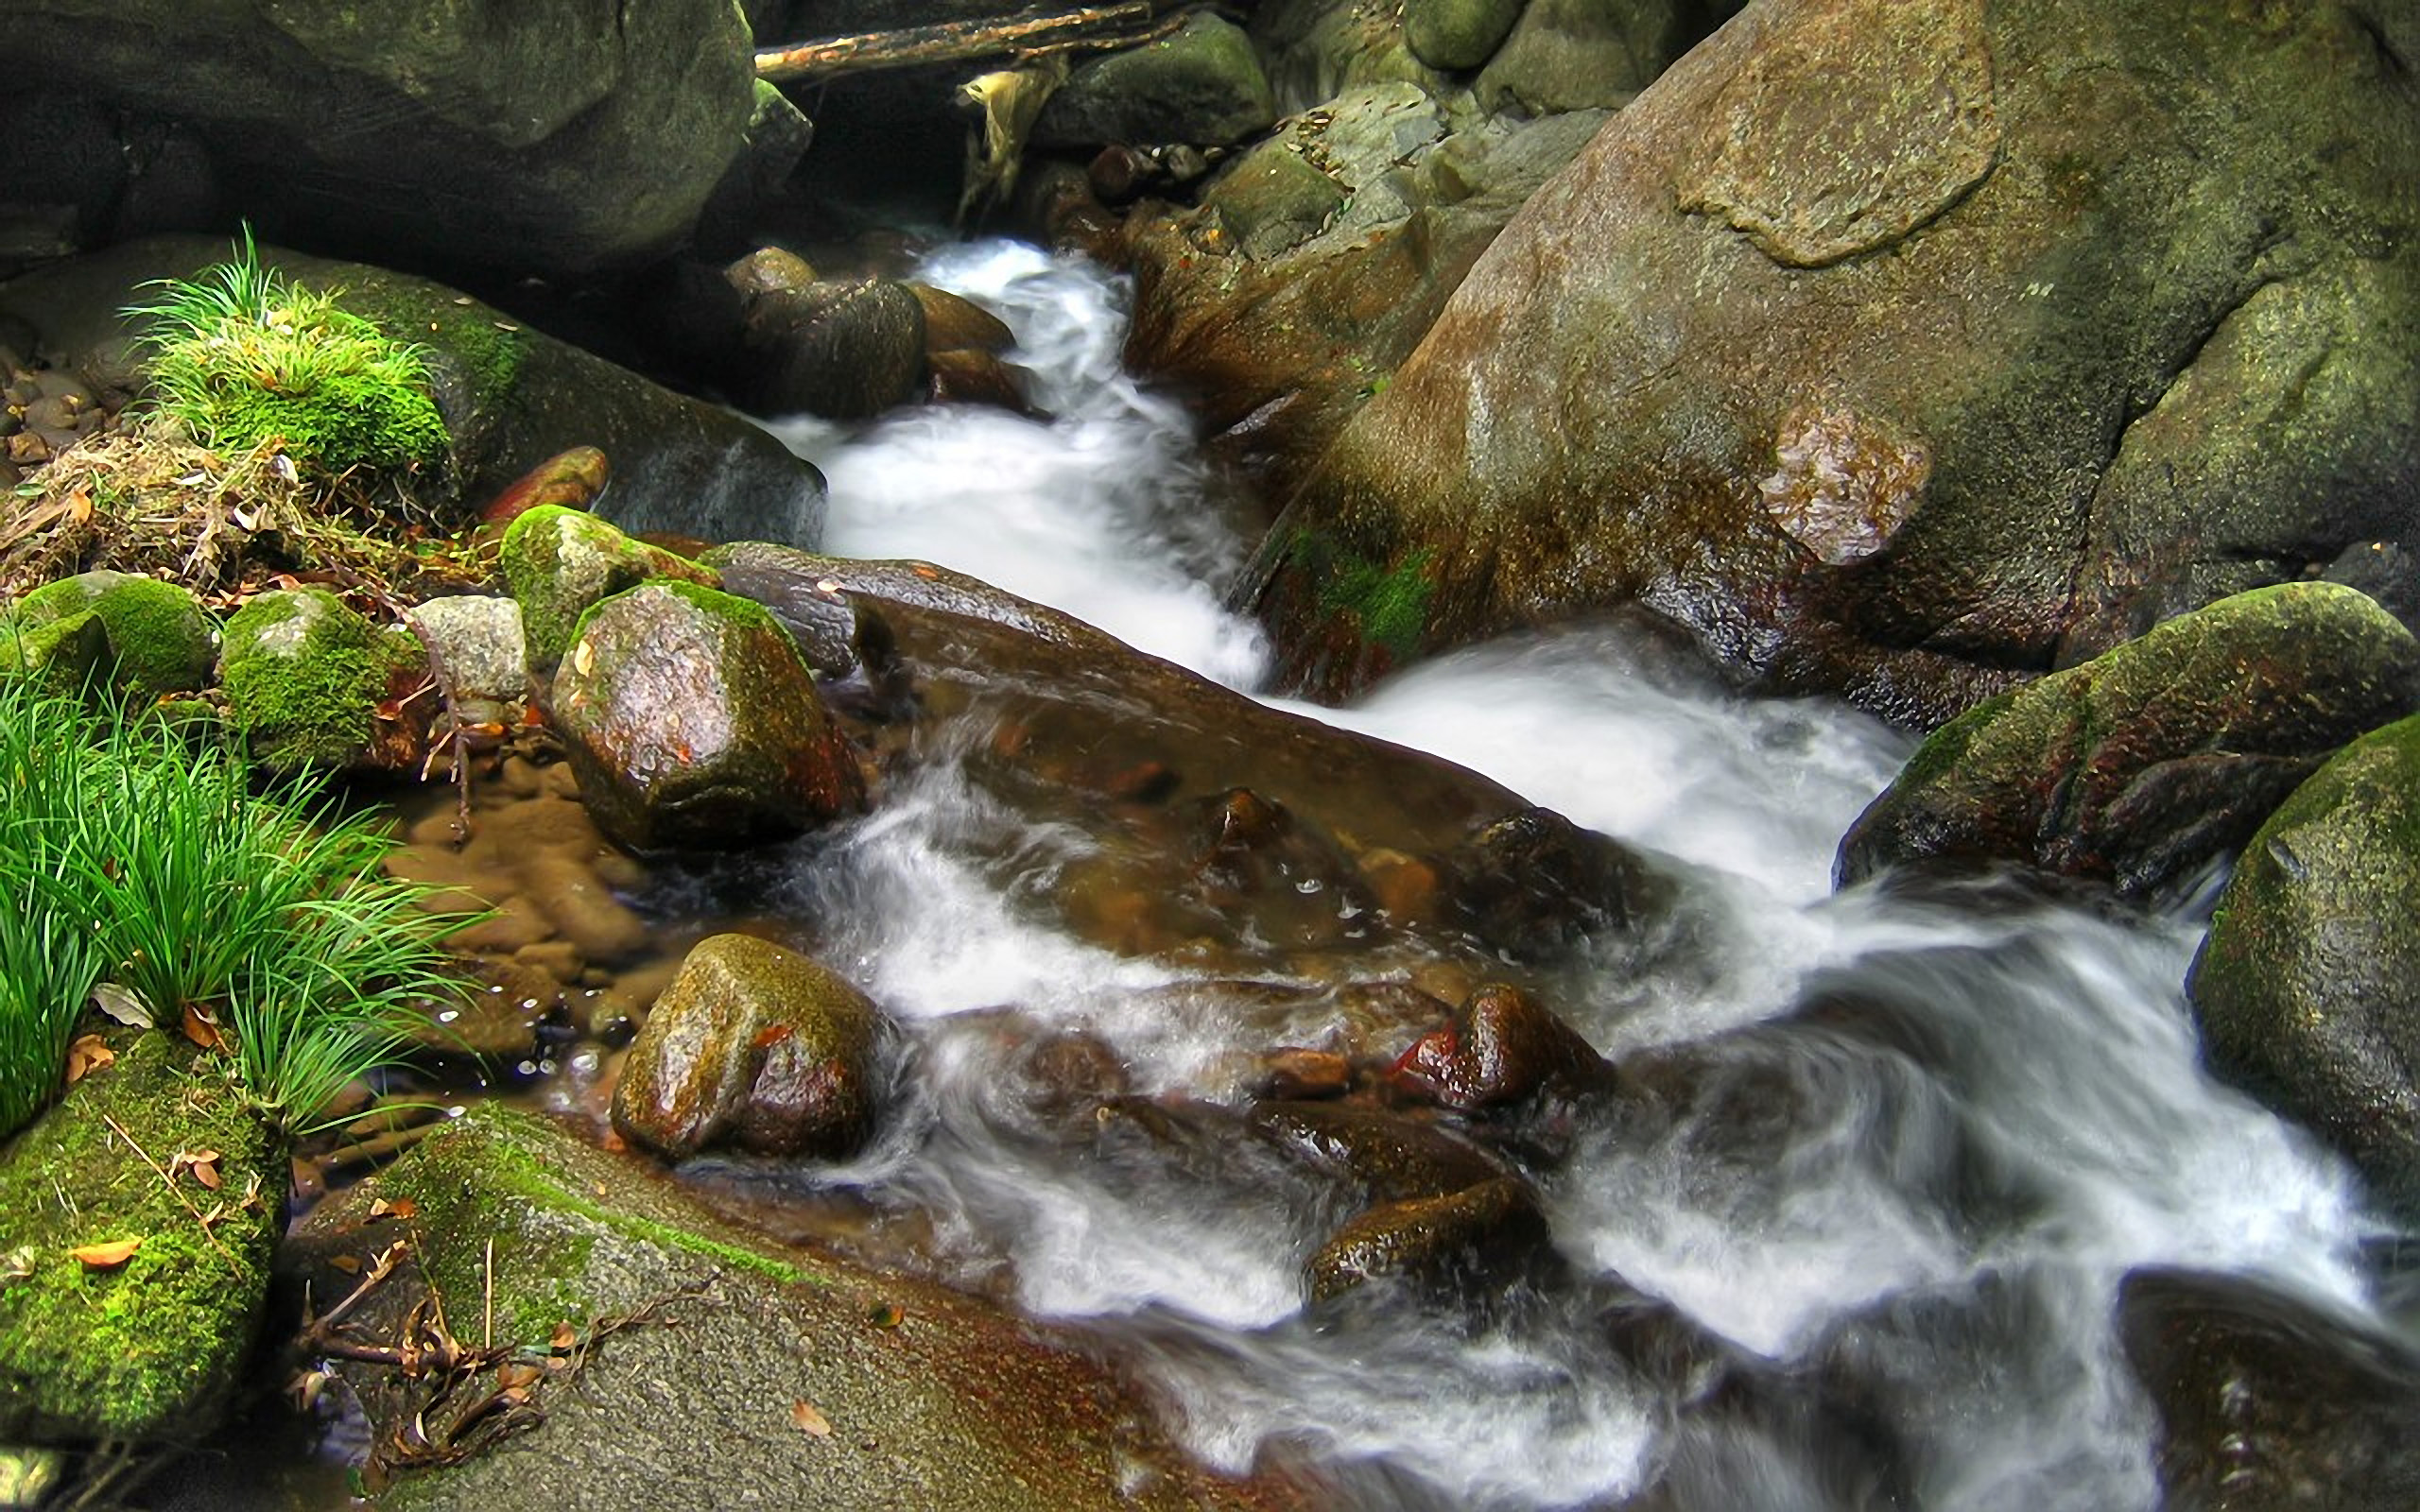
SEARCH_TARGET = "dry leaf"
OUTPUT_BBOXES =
[64,487,92,524]
[90,982,152,1028]
[550,1321,579,1354]
[367,1196,419,1221]
[496,1361,543,1391]
[63,1035,114,1084]
[790,1399,833,1437]
[191,1158,223,1191]
[328,1253,364,1275]
[865,1301,905,1329]
[71,1238,142,1269]
[181,1004,223,1050]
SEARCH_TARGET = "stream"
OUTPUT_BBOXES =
[617,242,2384,1509]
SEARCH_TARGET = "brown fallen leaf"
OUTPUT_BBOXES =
[328,1253,364,1275]
[496,1361,543,1391]
[865,1302,905,1329]
[181,1003,223,1051]
[71,1238,142,1269]
[367,1196,419,1221]
[168,1148,224,1190]
[550,1321,578,1354]
[63,1035,114,1084]
[791,1399,833,1437]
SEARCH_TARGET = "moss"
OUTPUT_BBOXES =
[1316,542,1436,660]
[219,588,415,772]
[0,607,110,693]
[499,507,718,671]
[9,574,217,698]
[0,1027,281,1442]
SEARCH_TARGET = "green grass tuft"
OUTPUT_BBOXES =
[0,674,474,1140]
[125,228,448,479]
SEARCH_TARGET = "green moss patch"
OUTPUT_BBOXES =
[498,506,718,673]
[0,1027,281,1443]
[219,587,418,773]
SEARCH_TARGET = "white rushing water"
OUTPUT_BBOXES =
[758,243,2390,1510]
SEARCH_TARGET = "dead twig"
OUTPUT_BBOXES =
[96,1111,245,1277]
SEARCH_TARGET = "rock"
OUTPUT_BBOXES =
[1838,583,2420,901]
[218,588,419,774]
[909,284,1016,354]
[548,581,864,851]
[477,445,611,533]
[704,539,908,701]
[611,934,882,1160]
[0,570,215,698]
[284,1108,1314,1510]
[1247,0,2420,722]
[4,1,754,278]
[0,237,828,546]
[1033,13,1278,150]
[1249,1101,1508,1203]
[1124,97,1606,498]
[2187,713,2420,1218]
[2119,1268,2420,1510]
[1404,0,1528,72]
[499,505,720,676]
[735,272,928,420]
[1475,0,1717,112]
[404,595,528,703]
[1304,1175,1554,1306]
[0,1028,280,1444]
[926,348,1037,414]
[1444,806,1675,962]
[1387,982,1612,1112]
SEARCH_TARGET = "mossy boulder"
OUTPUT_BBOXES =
[1248,0,2420,721]
[500,505,720,676]
[1,0,754,278]
[0,1026,282,1444]
[282,1107,1313,1510]
[1,570,215,697]
[1403,0,1528,72]
[2187,713,2420,1218]
[611,934,883,1161]
[1838,583,2420,901]
[219,587,417,774]
[548,580,865,852]
[1033,12,1278,149]
[0,237,829,544]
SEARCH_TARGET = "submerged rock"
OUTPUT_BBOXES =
[1388,982,1614,1112]
[548,581,864,852]
[284,1108,1315,1510]
[1838,582,2420,901]
[1304,1175,1554,1306]
[2120,1268,2420,1510]
[1248,0,2420,721]
[612,934,883,1161]
[2187,713,2420,1218]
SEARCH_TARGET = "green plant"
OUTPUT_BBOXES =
[125,228,448,479]
[0,674,473,1139]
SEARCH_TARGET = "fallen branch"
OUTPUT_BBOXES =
[756,2,1161,82]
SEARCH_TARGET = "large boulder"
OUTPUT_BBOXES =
[1,0,754,279]
[611,933,884,1161]
[1124,92,1608,496]
[548,580,865,852]
[0,569,216,698]
[1474,0,1731,112]
[282,1108,1316,1510]
[1838,582,2420,901]
[1246,0,2420,723]
[2187,713,2420,1217]
[0,237,828,546]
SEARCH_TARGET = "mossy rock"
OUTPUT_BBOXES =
[1403,0,1527,72]
[1,570,216,697]
[219,587,417,774]
[1032,12,1278,149]
[282,1108,1311,1511]
[500,505,720,676]
[0,1026,282,1444]
[0,607,111,694]
[549,579,863,851]
[1837,582,2420,900]
[2187,713,2420,1219]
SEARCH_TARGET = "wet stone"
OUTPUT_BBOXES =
[1304,1176,1556,1309]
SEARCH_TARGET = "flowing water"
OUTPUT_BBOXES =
[739,243,2390,1509]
